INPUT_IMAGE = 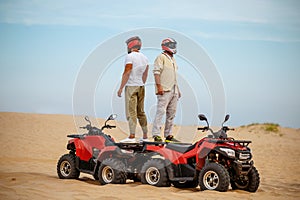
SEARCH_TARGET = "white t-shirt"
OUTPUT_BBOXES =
[125,51,148,86]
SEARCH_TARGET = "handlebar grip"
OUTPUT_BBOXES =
[198,127,208,131]
[110,126,116,128]
[79,126,86,129]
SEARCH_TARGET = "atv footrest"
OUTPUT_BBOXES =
[170,177,194,181]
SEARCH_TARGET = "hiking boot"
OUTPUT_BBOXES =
[153,135,163,142]
[165,135,180,143]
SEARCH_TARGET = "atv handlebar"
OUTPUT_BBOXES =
[79,124,116,132]
[80,124,92,130]
[197,126,208,131]
[101,125,116,130]
[198,125,235,139]
[77,114,117,135]
[198,126,234,132]
[197,113,236,139]
[222,126,235,131]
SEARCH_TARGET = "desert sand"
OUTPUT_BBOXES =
[0,112,299,200]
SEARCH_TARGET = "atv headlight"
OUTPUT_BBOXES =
[220,148,235,158]
[238,152,251,160]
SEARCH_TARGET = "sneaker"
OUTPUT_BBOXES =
[165,135,180,143]
[139,137,150,142]
[153,135,163,142]
[120,137,137,143]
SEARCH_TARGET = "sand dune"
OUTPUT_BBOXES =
[0,112,299,199]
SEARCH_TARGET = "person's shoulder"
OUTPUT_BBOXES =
[125,52,132,58]
[155,53,166,60]
[140,52,148,59]
[126,52,137,60]
[157,52,165,57]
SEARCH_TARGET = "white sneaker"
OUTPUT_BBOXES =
[120,137,137,143]
[139,137,150,142]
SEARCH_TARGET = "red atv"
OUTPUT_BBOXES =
[57,114,118,180]
[139,114,260,192]
[57,114,154,183]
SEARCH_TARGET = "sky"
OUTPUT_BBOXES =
[0,0,299,128]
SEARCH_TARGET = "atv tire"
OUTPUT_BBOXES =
[98,158,127,185]
[57,154,80,179]
[141,159,170,187]
[231,166,260,192]
[199,162,230,192]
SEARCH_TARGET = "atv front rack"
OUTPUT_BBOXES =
[231,140,252,147]
[208,139,251,147]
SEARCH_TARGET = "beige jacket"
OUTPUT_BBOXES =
[153,53,178,93]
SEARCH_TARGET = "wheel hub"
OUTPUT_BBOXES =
[145,167,160,185]
[203,170,219,190]
[60,161,71,176]
[102,166,114,183]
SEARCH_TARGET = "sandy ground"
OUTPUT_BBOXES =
[0,112,299,200]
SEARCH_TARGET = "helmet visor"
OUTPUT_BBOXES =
[165,41,177,49]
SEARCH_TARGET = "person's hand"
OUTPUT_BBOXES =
[117,88,123,97]
[156,84,164,95]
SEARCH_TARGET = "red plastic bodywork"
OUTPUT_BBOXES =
[68,135,111,162]
[68,134,249,171]
[144,138,248,170]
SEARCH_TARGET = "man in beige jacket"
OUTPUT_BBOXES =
[152,38,181,142]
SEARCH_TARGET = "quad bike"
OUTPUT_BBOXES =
[57,114,158,184]
[139,114,260,192]
[57,114,118,180]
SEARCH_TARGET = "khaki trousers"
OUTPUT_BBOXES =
[152,86,178,137]
[125,86,148,135]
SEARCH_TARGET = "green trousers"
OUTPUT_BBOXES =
[125,86,148,135]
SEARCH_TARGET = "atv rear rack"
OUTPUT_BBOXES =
[67,134,85,139]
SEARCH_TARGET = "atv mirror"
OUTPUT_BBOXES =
[222,114,230,127]
[224,114,230,122]
[198,114,210,128]
[84,116,91,125]
[198,114,207,121]
[107,114,117,121]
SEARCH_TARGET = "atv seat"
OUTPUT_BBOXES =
[166,143,196,153]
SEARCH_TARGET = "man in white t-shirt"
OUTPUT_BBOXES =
[117,36,149,143]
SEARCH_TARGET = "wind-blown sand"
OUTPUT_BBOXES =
[0,112,299,199]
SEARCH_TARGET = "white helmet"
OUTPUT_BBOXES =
[161,38,177,54]
[126,36,142,53]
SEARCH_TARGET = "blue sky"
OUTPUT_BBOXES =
[0,0,299,128]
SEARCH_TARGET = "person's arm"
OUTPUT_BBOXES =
[117,63,132,97]
[142,65,149,84]
[177,86,181,98]
[153,55,164,95]
[154,74,164,95]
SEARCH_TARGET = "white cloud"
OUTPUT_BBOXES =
[1,0,299,25]
[0,0,299,42]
